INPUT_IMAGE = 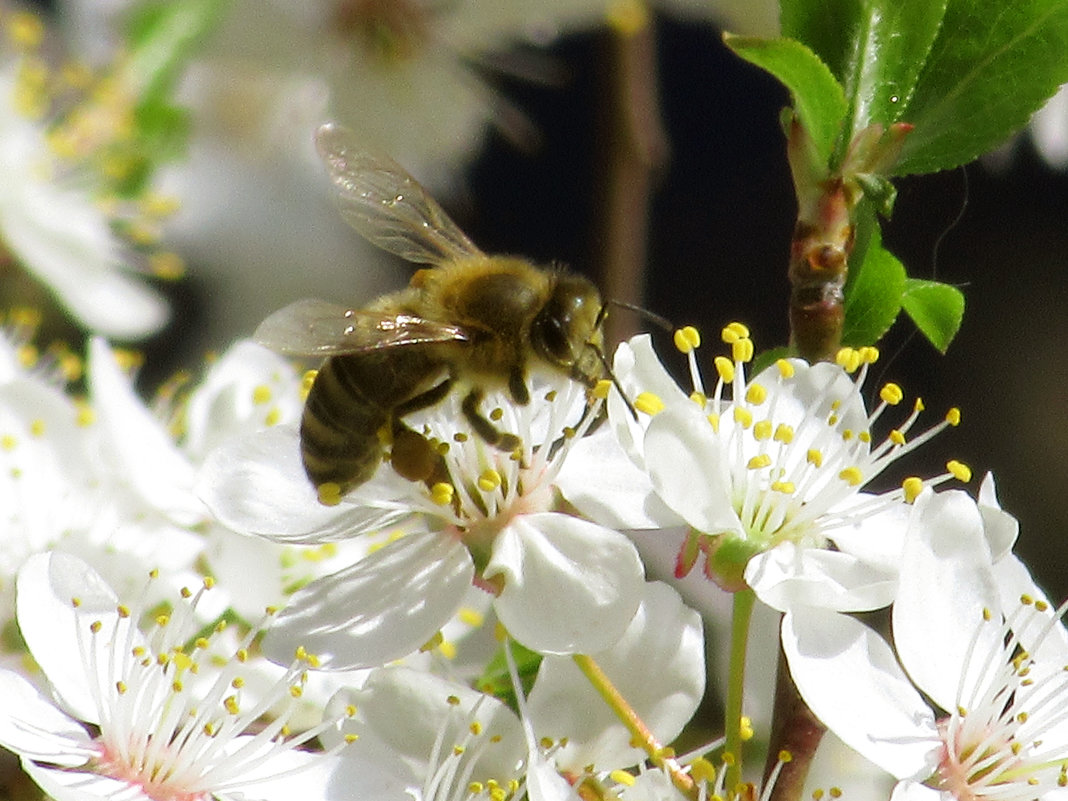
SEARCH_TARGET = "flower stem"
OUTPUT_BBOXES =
[724,588,756,791]
[572,653,697,800]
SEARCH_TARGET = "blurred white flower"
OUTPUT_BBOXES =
[1,551,350,801]
[324,581,704,800]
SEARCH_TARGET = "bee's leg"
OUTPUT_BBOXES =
[462,388,521,451]
[507,366,530,405]
[388,379,454,482]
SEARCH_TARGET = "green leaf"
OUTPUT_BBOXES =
[726,36,847,163]
[781,0,947,160]
[901,279,965,352]
[475,641,542,713]
[842,221,906,347]
[895,0,1068,175]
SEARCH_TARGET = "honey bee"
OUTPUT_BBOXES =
[255,123,609,500]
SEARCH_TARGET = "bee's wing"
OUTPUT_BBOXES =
[255,299,470,357]
[316,123,484,266]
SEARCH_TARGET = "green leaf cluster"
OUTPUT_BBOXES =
[727,0,1068,353]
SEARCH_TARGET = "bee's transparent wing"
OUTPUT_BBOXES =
[316,123,484,265]
[255,299,470,356]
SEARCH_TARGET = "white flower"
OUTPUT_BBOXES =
[200,376,645,667]
[783,489,1068,801]
[560,325,972,612]
[323,581,704,800]
[0,551,352,801]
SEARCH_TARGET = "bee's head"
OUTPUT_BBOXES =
[531,274,604,382]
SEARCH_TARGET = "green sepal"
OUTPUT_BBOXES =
[476,640,542,714]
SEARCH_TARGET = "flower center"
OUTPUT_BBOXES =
[333,0,431,63]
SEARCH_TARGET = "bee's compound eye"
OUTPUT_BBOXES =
[533,312,573,366]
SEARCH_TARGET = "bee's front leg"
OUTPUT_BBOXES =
[462,388,521,451]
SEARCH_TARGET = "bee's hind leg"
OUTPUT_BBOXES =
[462,387,521,452]
[388,378,455,482]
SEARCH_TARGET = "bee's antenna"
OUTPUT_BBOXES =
[597,299,676,333]
[586,342,638,421]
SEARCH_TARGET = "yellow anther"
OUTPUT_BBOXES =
[344,733,359,744]
[115,680,127,694]
[458,607,484,627]
[902,476,925,503]
[29,419,45,437]
[236,648,248,663]
[722,322,750,342]
[156,614,170,627]
[690,390,707,406]
[204,722,216,737]
[857,346,879,364]
[753,420,772,441]
[172,652,193,671]
[673,326,701,353]
[181,586,192,599]
[778,749,793,763]
[841,429,854,441]
[775,358,795,379]
[478,470,502,492]
[469,783,485,795]
[879,383,904,405]
[914,397,925,412]
[707,412,720,432]
[732,337,754,363]
[890,429,906,446]
[489,407,504,422]
[839,466,864,486]
[592,379,612,400]
[252,385,272,405]
[747,454,771,470]
[634,392,665,416]
[469,721,483,736]
[740,715,754,740]
[317,482,342,506]
[714,355,735,383]
[7,11,45,49]
[835,348,860,372]
[289,685,303,699]
[76,405,95,427]
[419,631,444,652]
[16,344,37,368]
[431,482,455,506]
[773,423,794,443]
[1,434,15,450]
[733,406,753,428]
[609,770,636,787]
[264,408,281,427]
[116,604,130,619]
[947,460,972,482]
[691,757,717,784]
[438,640,457,659]
[231,677,245,689]
[149,251,185,280]
[745,383,767,405]
[946,407,961,426]
[224,696,240,715]
[807,449,823,467]
[771,480,795,494]
[172,680,184,693]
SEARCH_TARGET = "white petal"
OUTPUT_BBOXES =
[993,552,1068,661]
[182,339,304,460]
[745,543,897,613]
[527,752,580,801]
[328,667,525,782]
[16,552,129,724]
[486,514,644,654]
[0,671,93,766]
[263,532,474,669]
[976,472,1018,562]
[556,425,684,530]
[22,760,152,801]
[892,490,1000,711]
[889,779,944,801]
[642,405,743,537]
[87,338,201,525]
[197,426,407,542]
[783,608,938,780]
[527,582,704,771]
